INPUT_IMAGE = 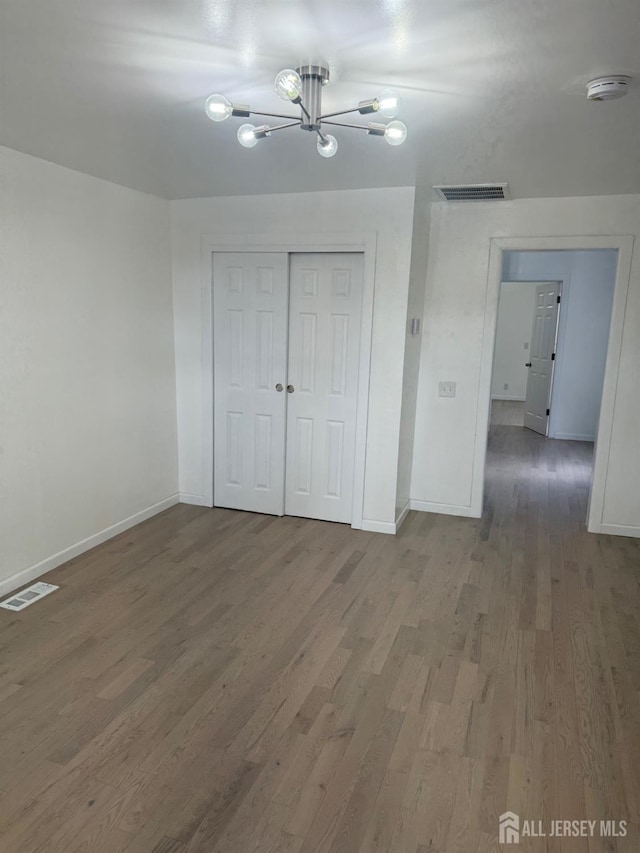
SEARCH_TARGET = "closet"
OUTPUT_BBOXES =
[213,251,364,524]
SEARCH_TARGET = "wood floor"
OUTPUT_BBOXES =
[1,427,639,852]
[491,399,525,427]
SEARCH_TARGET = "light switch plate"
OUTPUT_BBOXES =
[439,381,456,398]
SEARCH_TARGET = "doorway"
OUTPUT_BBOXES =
[213,251,364,525]
[492,280,563,434]
[485,248,618,526]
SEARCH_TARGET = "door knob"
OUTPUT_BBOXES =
[525,362,532,367]
[287,384,295,393]
[275,383,283,392]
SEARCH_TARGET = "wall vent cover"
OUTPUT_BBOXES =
[0,582,58,611]
[433,183,509,202]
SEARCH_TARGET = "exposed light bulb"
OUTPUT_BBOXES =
[384,120,407,145]
[317,134,338,158]
[237,123,258,148]
[274,68,302,102]
[205,93,233,122]
[376,89,401,118]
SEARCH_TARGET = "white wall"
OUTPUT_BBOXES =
[0,145,178,594]
[491,282,539,400]
[395,186,431,522]
[502,250,617,441]
[411,194,640,536]
[170,187,415,530]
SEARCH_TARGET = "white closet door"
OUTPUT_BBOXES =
[524,282,561,435]
[213,252,288,514]
[285,253,363,523]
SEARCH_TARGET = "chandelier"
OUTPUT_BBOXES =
[205,65,407,158]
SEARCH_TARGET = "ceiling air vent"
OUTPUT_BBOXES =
[433,183,509,202]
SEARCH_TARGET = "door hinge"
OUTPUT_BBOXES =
[546,408,550,416]
[557,295,561,303]
[551,352,556,360]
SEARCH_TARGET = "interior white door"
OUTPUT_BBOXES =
[213,252,288,514]
[285,253,363,523]
[524,282,561,435]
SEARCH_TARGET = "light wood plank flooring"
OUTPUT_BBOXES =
[1,427,639,852]
[491,399,525,426]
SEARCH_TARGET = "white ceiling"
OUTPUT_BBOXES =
[1,0,638,200]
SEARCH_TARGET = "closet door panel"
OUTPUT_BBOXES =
[285,253,363,523]
[213,252,288,514]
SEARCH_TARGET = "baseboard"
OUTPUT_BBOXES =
[361,518,397,535]
[551,432,596,442]
[0,494,180,599]
[179,493,213,507]
[409,499,481,519]
[596,522,640,539]
[491,395,526,402]
[395,501,410,533]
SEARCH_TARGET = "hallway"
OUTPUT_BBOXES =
[485,412,595,522]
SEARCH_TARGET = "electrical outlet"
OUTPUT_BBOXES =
[504,383,509,391]
[439,381,456,398]
[524,342,529,350]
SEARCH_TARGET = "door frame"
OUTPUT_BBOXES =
[201,231,377,530]
[474,235,634,533]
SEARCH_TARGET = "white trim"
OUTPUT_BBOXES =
[361,518,396,534]
[597,522,640,539]
[0,494,180,599]
[202,232,378,531]
[475,235,634,533]
[553,432,596,442]
[395,501,411,532]
[179,492,211,506]
[410,499,480,518]
[491,395,526,402]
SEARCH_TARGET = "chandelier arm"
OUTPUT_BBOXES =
[266,121,303,133]
[319,107,362,120]
[249,110,302,120]
[298,101,312,122]
[321,120,370,131]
